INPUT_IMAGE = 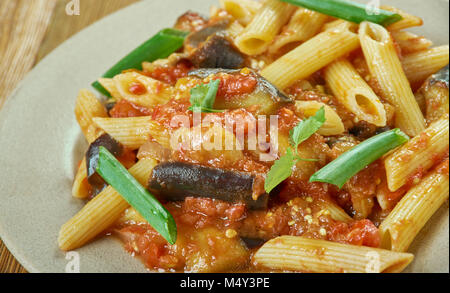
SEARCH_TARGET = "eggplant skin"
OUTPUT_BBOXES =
[185,21,228,50]
[190,34,244,69]
[149,162,269,210]
[86,133,123,189]
[429,64,449,87]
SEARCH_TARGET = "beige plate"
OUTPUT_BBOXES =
[0,0,448,273]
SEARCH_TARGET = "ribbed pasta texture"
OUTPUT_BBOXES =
[385,117,449,191]
[402,46,450,85]
[379,167,449,252]
[359,21,425,136]
[325,59,387,127]
[261,22,360,89]
[254,236,414,273]
[58,158,157,251]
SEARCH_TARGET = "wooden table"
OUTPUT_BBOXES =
[0,0,139,273]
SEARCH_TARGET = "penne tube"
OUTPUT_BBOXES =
[98,78,121,99]
[219,0,262,25]
[72,158,90,199]
[93,116,155,150]
[402,46,450,86]
[74,89,107,143]
[359,21,425,136]
[324,59,387,127]
[268,8,328,55]
[58,158,157,251]
[321,19,348,32]
[235,0,295,55]
[384,117,449,192]
[112,72,174,107]
[379,160,449,252]
[391,30,433,55]
[319,199,352,223]
[294,101,345,136]
[254,236,414,273]
[382,5,423,31]
[261,21,360,89]
[227,20,245,39]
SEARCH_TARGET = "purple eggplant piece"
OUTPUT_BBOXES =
[185,21,228,49]
[148,162,269,210]
[86,133,123,189]
[190,33,244,69]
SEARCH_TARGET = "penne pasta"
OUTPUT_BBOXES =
[112,72,174,107]
[391,30,433,55]
[382,6,423,31]
[268,8,329,55]
[226,20,245,39]
[402,46,450,86]
[92,116,155,150]
[324,59,387,127]
[321,19,348,32]
[359,21,425,136]
[261,21,360,89]
[219,0,262,25]
[294,100,345,136]
[72,157,90,199]
[379,160,449,252]
[58,158,157,251]
[98,78,121,99]
[384,116,449,192]
[74,89,107,143]
[235,0,295,55]
[254,236,414,273]
[319,199,352,223]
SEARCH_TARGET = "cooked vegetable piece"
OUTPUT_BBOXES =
[190,34,244,69]
[96,147,177,244]
[310,129,409,188]
[415,65,449,123]
[185,21,228,50]
[282,0,402,26]
[184,227,249,273]
[86,133,123,190]
[188,68,292,115]
[92,28,188,96]
[149,162,269,210]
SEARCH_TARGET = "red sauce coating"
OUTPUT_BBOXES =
[109,99,151,118]
[329,219,380,247]
[215,73,258,100]
[148,60,193,85]
[128,82,147,95]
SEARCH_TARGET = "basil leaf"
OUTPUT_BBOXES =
[264,148,296,193]
[290,106,326,151]
[189,79,224,113]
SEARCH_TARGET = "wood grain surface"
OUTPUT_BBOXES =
[0,0,139,273]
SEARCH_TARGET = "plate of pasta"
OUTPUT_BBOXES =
[0,0,448,273]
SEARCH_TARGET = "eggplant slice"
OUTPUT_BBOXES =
[190,33,244,69]
[185,20,244,69]
[188,68,292,115]
[86,133,124,190]
[415,65,449,123]
[149,162,269,210]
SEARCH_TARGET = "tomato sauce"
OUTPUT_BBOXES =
[215,73,258,100]
[109,99,152,118]
[148,60,193,85]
